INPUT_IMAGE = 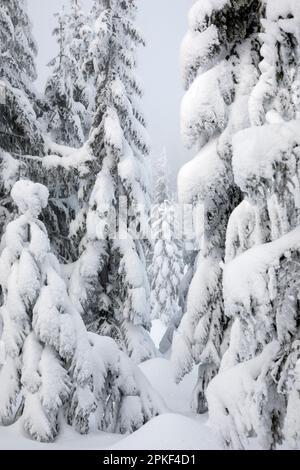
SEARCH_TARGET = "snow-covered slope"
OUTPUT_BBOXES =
[0,356,220,450]
[109,413,217,450]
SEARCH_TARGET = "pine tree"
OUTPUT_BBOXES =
[207,2,300,449]
[69,0,155,363]
[172,0,262,413]
[150,150,183,326]
[0,179,162,442]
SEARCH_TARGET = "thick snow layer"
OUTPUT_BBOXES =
[181,63,232,149]
[232,120,300,192]
[11,180,49,216]
[178,139,225,204]
[140,358,198,414]
[225,200,258,263]
[224,225,300,312]
[150,319,167,349]
[188,0,228,30]
[43,143,93,176]
[206,342,280,450]
[0,151,19,192]
[109,413,217,450]
[0,413,217,451]
[266,0,300,21]
[0,420,120,450]
[181,25,220,87]
[0,356,220,450]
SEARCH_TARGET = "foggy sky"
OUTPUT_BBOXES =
[27,0,192,183]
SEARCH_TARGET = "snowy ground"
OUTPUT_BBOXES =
[0,321,221,450]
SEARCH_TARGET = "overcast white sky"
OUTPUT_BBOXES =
[28,0,192,183]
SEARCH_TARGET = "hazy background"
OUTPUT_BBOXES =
[28,0,192,184]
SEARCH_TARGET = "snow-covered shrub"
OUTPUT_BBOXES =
[0,180,163,442]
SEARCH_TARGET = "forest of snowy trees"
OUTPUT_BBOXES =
[0,0,300,452]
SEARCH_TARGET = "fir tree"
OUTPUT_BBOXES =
[207,2,300,449]
[0,0,42,155]
[69,0,156,363]
[150,150,183,326]
[68,0,95,135]
[0,180,162,442]
[172,0,261,413]
[39,1,95,262]
[0,0,42,245]
[43,6,87,148]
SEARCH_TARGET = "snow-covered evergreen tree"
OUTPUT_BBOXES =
[0,0,42,155]
[36,1,96,262]
[172,0,262,413]
[43,5,88,148]
[207,1,300,450]
[0,179,162,442]
[69,0,155,363]
[0,0,43,248]
[67,0,95,132]
[150,150,183,326]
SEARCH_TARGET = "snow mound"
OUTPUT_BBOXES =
[266,0,300,21]
[109,413,218,450]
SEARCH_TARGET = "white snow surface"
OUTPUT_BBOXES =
[0,354,220,450]
[224,225,300,311]
[232,120,300,192]
[11,180,49,216]
[109,413,217,450]
[178,139,225,204]
[188,0,228,30]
